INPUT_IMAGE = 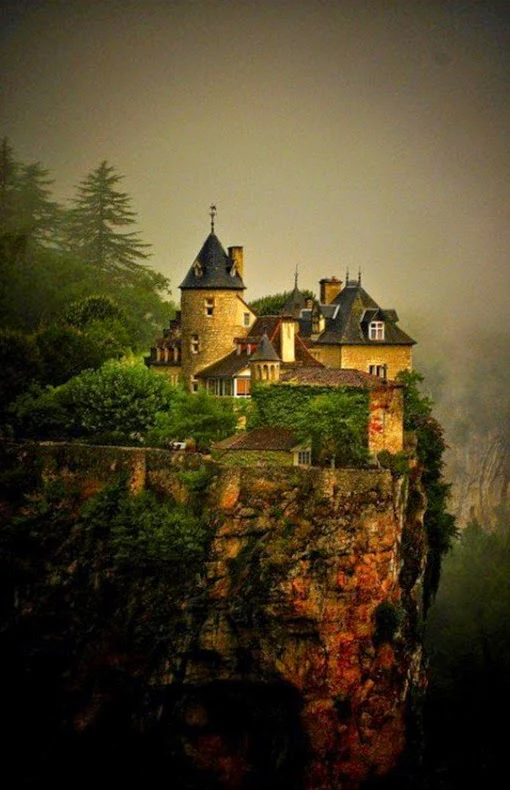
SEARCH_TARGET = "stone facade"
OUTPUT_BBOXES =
[310,344,412,382]
[180,288,252,389]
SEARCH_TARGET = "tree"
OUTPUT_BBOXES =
[146,389,238,450]
[0,330,42,418]
[249,288,315,316]
[294,390,369,467]
[63,161,151,276]
[0,138,61,244]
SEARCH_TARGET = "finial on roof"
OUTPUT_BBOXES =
[294,264,298,289]
[209,204,217,233]
[345,266,350,283]
[358,266,362,285]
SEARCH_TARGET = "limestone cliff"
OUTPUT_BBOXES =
[447,431,510,529]
[1,444,427,789]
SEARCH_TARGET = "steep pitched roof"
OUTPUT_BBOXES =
[315,282,415,346]
[282,284,308,318]
[250,332,280,361]
[179,232,245,291]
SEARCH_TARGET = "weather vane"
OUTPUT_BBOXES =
[209,204,217,233]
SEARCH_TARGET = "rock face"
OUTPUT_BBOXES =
[171,465,426,790]
[447,431,510,529]
[3,444,427,789]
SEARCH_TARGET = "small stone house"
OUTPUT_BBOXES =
[213,427,312,467]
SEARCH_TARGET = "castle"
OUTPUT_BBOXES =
[146,215,415,457]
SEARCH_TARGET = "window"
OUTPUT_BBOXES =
[235,378,251,397]
[297,450,312,466]
[193,261,202,278]
[243,312,250,327]
[205,298,214,317]
[207,378,233,396]
[191,334,200,354]
[369,364,387,379]
[369,321,384,340]
[191,377,199,393]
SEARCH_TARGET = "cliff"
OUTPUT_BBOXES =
[447,431,510,529]
[0,443,427,789]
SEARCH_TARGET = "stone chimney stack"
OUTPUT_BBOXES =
[320,277,342,304]
[228,246,244,278]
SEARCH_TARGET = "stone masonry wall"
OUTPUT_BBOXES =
[181,289,247,389]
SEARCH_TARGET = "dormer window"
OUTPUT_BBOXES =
[369,321,385,340]
[205,298,214,317]
[193,261,203,278]
[230,261,237,277]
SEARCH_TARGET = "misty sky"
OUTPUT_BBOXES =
[1,0,509,343]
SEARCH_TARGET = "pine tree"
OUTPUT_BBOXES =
[63,161,151,276]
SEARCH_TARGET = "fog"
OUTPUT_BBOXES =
[1,0,509,343]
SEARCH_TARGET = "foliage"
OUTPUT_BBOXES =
[425,514,510,785]
[377,450,409,477]
[35,324,115,386]
[61,160,151,277]
[295,390,369,467]
[64,294,124,328]
[146,389,238,451]
[249,383,369,467]
[80,478,208,570]
[249,288,315,316]
[0,143,174,353]
[60,360,176,437]
[397,369,457,609]
[0,137,61,245]
[9,386,73,439]
[0,329,42,415]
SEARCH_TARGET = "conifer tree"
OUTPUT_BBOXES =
[0,137,61,244]
[63,161,151,276]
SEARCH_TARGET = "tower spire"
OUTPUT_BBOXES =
[209,204,217,234]
[294,264,299,290]
[358,266,362,285]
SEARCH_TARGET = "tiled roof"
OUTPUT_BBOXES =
[214,427,301,452]
[315,282,415,346]
[279,366,401,390]
[179,233,245,291]
[196,350,251,379]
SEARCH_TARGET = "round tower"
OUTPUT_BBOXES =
[179,230,246,391]
[249,332,281,382]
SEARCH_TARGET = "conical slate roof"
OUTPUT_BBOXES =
[179,233,245,290]
[250,332,280,362]
[282,284,308,318]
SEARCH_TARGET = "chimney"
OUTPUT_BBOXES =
[320,277,342,304]
[228,246,244,278]
[280,316,296,363]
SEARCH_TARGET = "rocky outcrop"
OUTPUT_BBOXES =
[1,443,427,789]
[447,431,510,529]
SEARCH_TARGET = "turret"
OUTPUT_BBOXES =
[250,333,281,382]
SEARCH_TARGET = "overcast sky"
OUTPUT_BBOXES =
[1,0,509,343]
